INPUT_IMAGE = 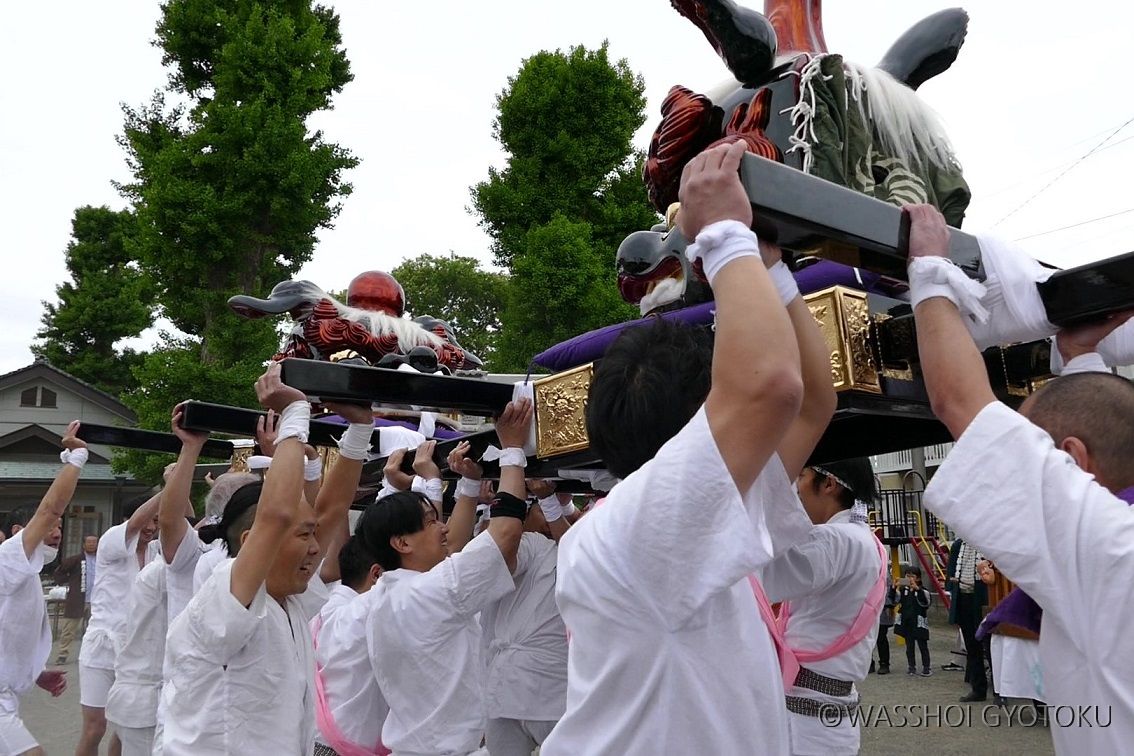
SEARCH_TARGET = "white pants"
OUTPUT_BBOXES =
[485,718,556,756]
[78,665,115,708]
[115,724,155,756]
[0,691,37,756]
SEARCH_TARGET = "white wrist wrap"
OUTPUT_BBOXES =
[377,483,400,500]
[685,220,760,286]
[337,422,374,461]
[482,446,527,468]
[275,401,311,444]
[1059,351,1109,376]
[908,257,990,323]
[768,260,800,305]
[412,476,444,502]
[561,501,576,518]
[538,494,563,522]
[60,448,89,469]
[303,457,323,482]
[456,477,481,499]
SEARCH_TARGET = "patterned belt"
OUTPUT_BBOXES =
[785,695,860,718]
[314,743,339,756]
[794,667,854,697]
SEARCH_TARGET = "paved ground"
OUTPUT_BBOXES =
[22,606,1055,754]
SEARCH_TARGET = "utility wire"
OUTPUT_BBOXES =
[994,115,1134,226]
[1012,206,1134,242]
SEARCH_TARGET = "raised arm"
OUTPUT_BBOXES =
[312,402,374,583]
[680,141,803,493]
[485,399,533,572]
[905,204,997,438]
[776,278,839,478]
[445,440,483,554]
[22,421,86,558]
[229,364,310,607]
[125,491,163,543]
[528,479,571,543]
[162,404,209,562]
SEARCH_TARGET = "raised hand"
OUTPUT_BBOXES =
[323,401,375,426]
[254,362,308,415]
[494,398,534,449]
[60,420,85,451]
[171,404,209,450]
[411,440,440,480]
[256,409,279,456]
[1056,309,1134,362]
[904,204,950,260]
[677,140,752,239]
[447,440,483,480]
[383,448,414,492]
[527,479,556,499]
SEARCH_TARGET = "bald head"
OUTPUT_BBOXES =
[1021,372,1134,490]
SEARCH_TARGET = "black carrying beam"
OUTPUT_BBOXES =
[279,358,513,415]
[76,424,235,459]
[739,154,1134,327]
[179,401,365,448]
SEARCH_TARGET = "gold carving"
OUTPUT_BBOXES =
[803,286,881,394]
[533,363,594,458]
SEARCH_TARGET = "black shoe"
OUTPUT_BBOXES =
[877,664,890,676]
[869,660,876,674]
[941,662,964,671]
[907,667,916,675]
[992,694,1006,707]
[959,691,987,702]
[920,668,933,677]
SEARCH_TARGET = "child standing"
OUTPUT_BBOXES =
[895,566,932,676]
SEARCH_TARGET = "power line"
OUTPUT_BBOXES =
[1012,206,1134,242]
[982,133,1134,199]
[994,115,1134,226]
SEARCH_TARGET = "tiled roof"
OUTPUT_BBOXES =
[0,461,134,482]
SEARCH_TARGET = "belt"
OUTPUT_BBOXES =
[314,743,339,756]
[785,695,860,718]
[794,667,853,697]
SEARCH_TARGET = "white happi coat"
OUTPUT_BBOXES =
[480,531,568,723]
[161,558,328,755]
[926,401,1134,755]
[542,407,798,756]
[80,523,157,670]
[367,530,514,756]
[759,508,884,755]
[0,533,52,711]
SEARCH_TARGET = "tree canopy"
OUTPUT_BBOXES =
[33,206,155,396]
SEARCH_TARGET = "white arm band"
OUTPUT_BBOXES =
[538,494,563,522]
[482,446,528,468]
[1058,351,1109,376]
[412,476,444,502]
[275,401,311,444]
[908,257,989,324]
[684,220,760,286]
[455,477,481,499]
[60,448,89,469]
[302,457,323,482]
[561,501,577,518]
[337,422,374,461]
[767,260,800,305]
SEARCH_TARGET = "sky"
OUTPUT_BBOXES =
[3,0,1133,375]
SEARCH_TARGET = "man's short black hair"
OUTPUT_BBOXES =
[122,494,152,519]
[1023,372,1134,490]
[586,319,713,480]
[5,505,38,536]
[812,458,877,509]
[354,491,431,572]
[337,535,378,590]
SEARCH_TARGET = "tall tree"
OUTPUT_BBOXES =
[33,206,154,396]
[390,253,508,368]
[472,43,658,371]
[114,0,357,481]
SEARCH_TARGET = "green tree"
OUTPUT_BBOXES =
[471,43,658,370]
[33,206,155,396]
[114,0,357,482]
[390,253,508,368]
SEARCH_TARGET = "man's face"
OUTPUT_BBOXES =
[83,536,98,555]
[266,501,321,600]
[402,500,449,571]
[794,468,829,525]
[139,514,159,544]
[44,517,63,549]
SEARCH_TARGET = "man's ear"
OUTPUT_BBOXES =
[1059,436,1093,474]
[239,529,251,549]
[391,534,412,556]
[368,564,383,583]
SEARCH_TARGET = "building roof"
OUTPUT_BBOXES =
[0,360,136,423]
[0,460,127,482]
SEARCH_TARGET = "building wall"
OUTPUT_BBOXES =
[0,373,132,461]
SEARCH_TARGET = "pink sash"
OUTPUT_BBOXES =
[749,536,889,689]
[311,615,391,756]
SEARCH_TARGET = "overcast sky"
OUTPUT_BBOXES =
[3,0,1133,375]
